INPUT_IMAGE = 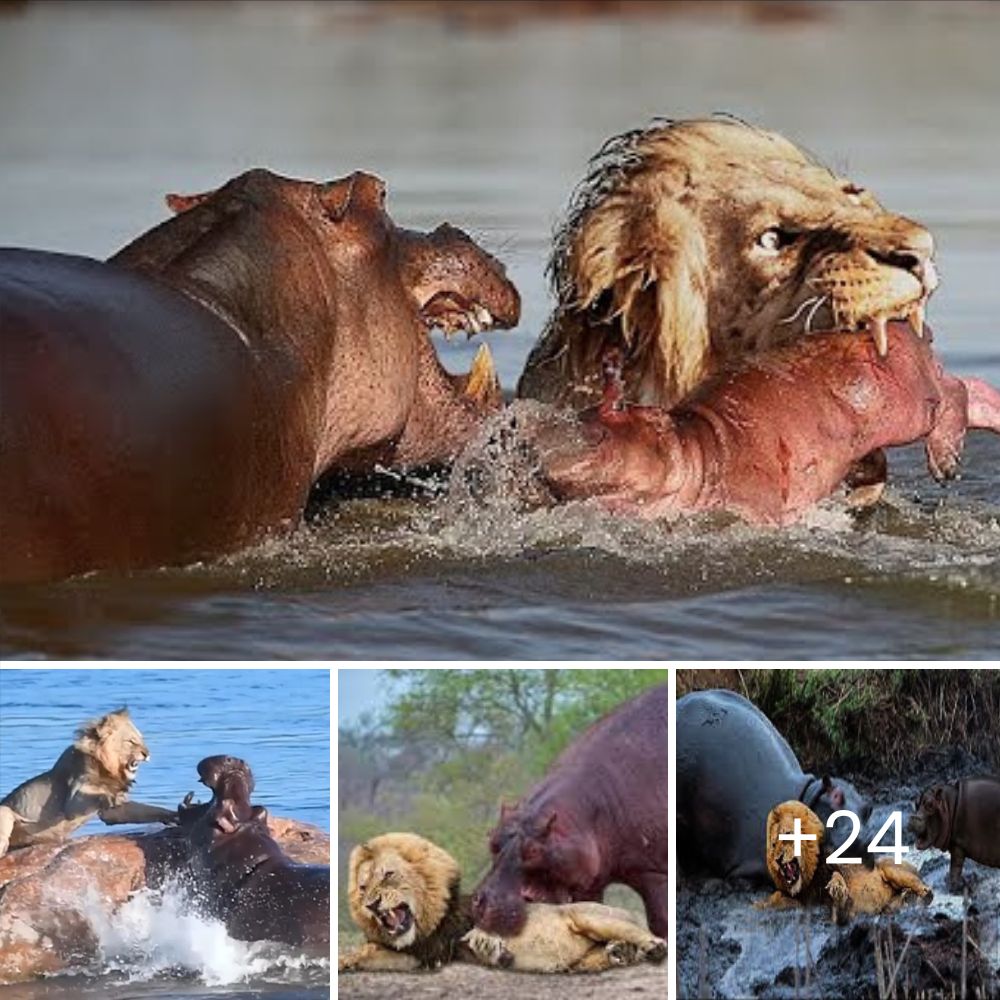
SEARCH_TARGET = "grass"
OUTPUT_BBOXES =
[677,669,1000,775]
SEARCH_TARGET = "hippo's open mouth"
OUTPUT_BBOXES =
[421,291,497,338]
[778,857,802,892]
[377,903,414,939]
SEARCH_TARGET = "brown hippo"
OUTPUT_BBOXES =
[523,322,1000,525]
[471,684,667,939]
[0,169,519,584]
[677,689,870,880]
[908,777,1000,891]
[178,755,329,949]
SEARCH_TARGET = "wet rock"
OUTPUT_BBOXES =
[0,818,329,985]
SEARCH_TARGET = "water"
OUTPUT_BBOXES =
[0,1,998,658]
[0,668,330,998]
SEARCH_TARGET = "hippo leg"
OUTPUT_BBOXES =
[948,848,966,893]
[845,450,888,508]
[631,871,669,939]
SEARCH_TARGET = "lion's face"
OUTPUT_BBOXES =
[354,848,420,947]
[76,708,150,788]
[766,800,825,899]
[535,118,937,408]
[347,832,461,952]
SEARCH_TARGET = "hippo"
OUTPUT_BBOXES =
[0,168,519,584]
[676,689,870,880]
[908,777,1000,891]
[471,684,667,939]
[521,322,1000,525]
[178,755,329,949]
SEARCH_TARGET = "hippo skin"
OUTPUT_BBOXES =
[471,684,667,939]
[909,777,1000,891]
[530,322,1000,524]
[0,169,519,583]
[677,689,870,880]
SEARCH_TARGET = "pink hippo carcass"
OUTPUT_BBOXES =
[530,322,1000,524]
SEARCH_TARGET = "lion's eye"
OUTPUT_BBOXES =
[384,870,395,878]
[756,228,797,254]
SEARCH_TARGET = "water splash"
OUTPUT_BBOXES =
[81,879,327,986]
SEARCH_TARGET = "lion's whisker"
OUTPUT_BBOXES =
[804,295,829,334]
[778,296,821,326]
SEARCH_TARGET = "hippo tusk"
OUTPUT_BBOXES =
[464,343,500,406]
[908,300,926,338]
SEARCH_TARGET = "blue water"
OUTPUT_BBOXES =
[0,668,330,998]
[0,668,330,832]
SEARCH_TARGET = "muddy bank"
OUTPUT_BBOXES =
[339,960,667,999]
[677,751,999,999]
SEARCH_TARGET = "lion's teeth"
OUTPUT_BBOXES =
[909,301,925,338]
[467,312,482,335]
[871,315,889,357]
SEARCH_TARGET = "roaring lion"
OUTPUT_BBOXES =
[339,831,667,974]
[462,901,666,973]
[339,831,472,971]
[0,708,177,858]
[756,801,932,923]
[518,118,938,414]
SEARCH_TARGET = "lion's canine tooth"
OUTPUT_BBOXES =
[467,311,482,335]
[909,301,925,338]
[871,314,889,357]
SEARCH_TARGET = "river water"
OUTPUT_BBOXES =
[0,667,330,997]
[0,1,997,658]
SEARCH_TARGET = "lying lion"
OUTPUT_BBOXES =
[463,901,665,973]
[339,831,665,973]
[0,708,177,858]
[756,800,932,924]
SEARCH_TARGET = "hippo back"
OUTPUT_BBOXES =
[677,689,868,879]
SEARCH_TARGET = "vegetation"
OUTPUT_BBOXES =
[677,668,1000,774]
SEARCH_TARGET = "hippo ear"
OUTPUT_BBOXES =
[318,174,358,222]
[165,189,217,215]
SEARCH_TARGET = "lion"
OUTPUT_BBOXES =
[520,117,938,412]
[0,708,177,858]
[339,831,667,975]
[339,831,472,972]
[462,901,666,973]
[756,801,932,924]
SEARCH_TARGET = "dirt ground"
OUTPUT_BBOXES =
[338,961,668,999]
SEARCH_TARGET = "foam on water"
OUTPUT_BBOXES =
[80,879,328,987]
